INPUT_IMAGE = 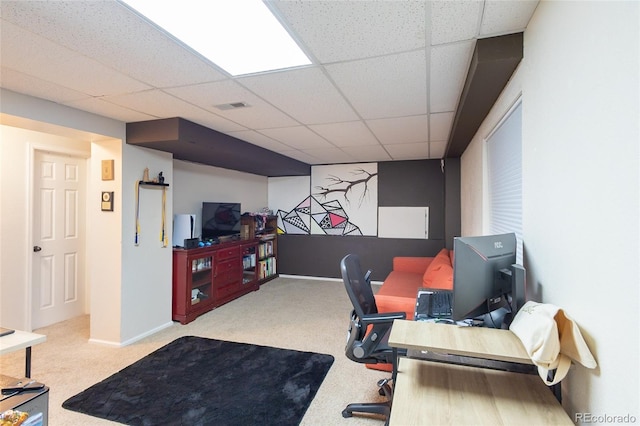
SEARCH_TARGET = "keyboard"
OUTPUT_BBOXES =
[428,291,453,318]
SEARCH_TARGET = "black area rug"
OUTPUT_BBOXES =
[62,336,334,425]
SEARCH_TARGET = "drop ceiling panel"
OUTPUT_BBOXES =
[0,68,88,104]
[227,130,296,153]
[271,0,427,63]
[259,126,333,150]
[430,41,475,112]
[341,145,392,163]
[1,0,226,88]
[367,116,429,145]
[300,147,354,164]
[480,0,539,36]
[326,50,428,120]
[385,142,430,160]
[106,90,246,133]
[238,67,358,125]
[429,140,448,158]
[1,0,533,169]
[430,112,455,141]
[430,0,483,45]
[1,21,151,96]
[308,121,379,147]
[277,149,322,164]
[65,97,158,123]
[166,80,298,129]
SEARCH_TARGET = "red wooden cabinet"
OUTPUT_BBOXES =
[172,239,259,324]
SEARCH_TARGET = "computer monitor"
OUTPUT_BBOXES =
[451,232,525,327]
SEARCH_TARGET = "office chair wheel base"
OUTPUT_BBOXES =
[342,409,353,418]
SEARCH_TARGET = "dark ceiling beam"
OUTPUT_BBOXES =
[126,117,311,177]
[445,32,523,158]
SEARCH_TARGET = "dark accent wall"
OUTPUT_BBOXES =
[278,159,461,280]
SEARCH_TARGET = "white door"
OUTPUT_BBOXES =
[32,150,87,329]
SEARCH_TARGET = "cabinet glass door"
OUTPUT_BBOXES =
[191,256,212,305]
[242,245,257,285]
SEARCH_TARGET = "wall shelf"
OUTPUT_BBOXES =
[138,181,169,187]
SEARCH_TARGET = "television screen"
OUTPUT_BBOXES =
[201,202,241,240]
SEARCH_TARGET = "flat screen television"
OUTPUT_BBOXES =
[201,202,241,240]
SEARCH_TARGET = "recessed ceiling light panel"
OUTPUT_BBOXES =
[122,0,312,76]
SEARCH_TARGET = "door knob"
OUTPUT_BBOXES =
[33,246,42,252]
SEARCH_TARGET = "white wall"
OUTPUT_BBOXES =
[118,143,174,345]
[461,1,639,421]
[0,125,91,329]
[172,159,268,239]
[0,89,175,346]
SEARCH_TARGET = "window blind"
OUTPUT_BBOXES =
[487,101,523,264]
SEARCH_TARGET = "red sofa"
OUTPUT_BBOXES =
[375,248,454,320]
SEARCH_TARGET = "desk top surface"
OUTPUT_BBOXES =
[390,358,572,425]
[0,330,46,355]
[388,319,532,364]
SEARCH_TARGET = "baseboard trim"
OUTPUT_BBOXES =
[277,274,382,286]
[89,320,174,347]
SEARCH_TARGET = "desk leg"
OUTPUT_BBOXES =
[392,347,398,384]
[25,346,32,378]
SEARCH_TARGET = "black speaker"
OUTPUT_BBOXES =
[184,238,199,249]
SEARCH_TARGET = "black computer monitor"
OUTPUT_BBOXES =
[451,232,525,327]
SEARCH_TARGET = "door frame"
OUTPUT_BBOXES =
[27,143,90,331]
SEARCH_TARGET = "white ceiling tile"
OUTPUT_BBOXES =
[299,147,354,164]
[259,126,333,150]
[308,121,379,147]
[429,140,448,159]
[0,68,88,104]
[0,0,533,165]
[326,51,427,120]
[277,149,323,165]
[367,116,428,145]
[271,0,426,63]
[385,142,430,160]
[239,67,358,124]
[166,81,298,129]
[0,21,150,97]
[65,97,158,123]
[430,112,455,141]
[227,130,295,153]
[430,41,475,113]
[431,0,483,45]
[341,145,392,162]
[1,0,226,88]
[480,1,540,36]
[105,90,246,132]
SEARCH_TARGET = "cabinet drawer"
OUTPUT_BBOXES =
[215,269,243,285]
[216,280,241,299]
[215,246,241,261]
[214,258,239,275]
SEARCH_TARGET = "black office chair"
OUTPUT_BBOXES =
[340,254,407,421]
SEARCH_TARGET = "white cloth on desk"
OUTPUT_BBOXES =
[509,301,597,385]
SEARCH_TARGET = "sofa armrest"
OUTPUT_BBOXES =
[393,257,433,274]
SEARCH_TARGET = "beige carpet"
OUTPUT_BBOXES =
[0,277,390,425]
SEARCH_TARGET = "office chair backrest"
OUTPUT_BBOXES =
[341,254,378,319]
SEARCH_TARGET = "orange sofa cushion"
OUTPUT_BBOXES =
[375,271,424,320]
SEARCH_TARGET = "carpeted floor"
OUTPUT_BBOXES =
[0,277,389,425]
[62,336,334,425]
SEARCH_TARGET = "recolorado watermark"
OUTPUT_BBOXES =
[575,413,637,424]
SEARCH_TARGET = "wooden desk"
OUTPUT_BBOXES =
[388,320,572,425]
[0,330,46,378]
[388,319,532,364]
[390,358,572,425]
